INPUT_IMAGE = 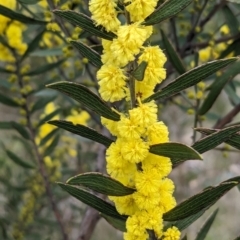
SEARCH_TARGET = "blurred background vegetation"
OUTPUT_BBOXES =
[0,0,240,239]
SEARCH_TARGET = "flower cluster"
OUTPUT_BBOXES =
[89,0,180,239]
[0,0,27,62]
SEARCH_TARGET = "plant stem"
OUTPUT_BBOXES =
[14,53,68,240]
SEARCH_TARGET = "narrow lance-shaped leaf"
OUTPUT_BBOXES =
[39,128,59,147]
[0,93,19,107]
[195,209,219,240]
[195,127,240,151]
[160,29,186,75]
[58,183,127,220]
[149,142,202,166]
[199,61,240,115]
[53,10,116,40]
[37,109,61,127]
[67,172,135,196]
[47,82,120,121]
[222,5,239,35]
[101,214,126,232]
[144,58,238,103]
[44,134,60,156]
[144,0,193,25]
[0,4,47,25]
[18,0,41,4]
[10,121,30,140]
[192,125,240,154]
[70,40,102,68]
[132,61,148,81]
[21,27,46,61]
[219,39,240,59]
[31,95,56,113]
[168,210,205,231]
[25,59,65,76]
[163,176,240,221]
[0,66,15,74]
[5,149,35,169]
[49,120,114,147]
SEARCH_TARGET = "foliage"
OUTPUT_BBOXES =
[0,0,240,240]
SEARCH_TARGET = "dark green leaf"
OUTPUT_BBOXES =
[31,95,56,113]
[163,176,240,221]
[149,142,202,166]
[182,236,187,240]
[0,93,19,107]
[44,133,60,156]
[195,209,219,240]
[49,120,113,147]
[233,236,240,240]
[144,58,238,102]
[47,82,120,121]
[37,109,61,127]
[222,5,239,35]
[0,121,12,129]
[70,40,102,68]
[21,28,46,61]
[53,10,116,40]
[10,121,30,140]
[0,4,47,24]
[67,172,135,196]
[160,29,186,74]
[0,66,15,74]
[132,61,148,81]
[25,59,65,76]
[58,183,127,220]
[144,0,193,25]
[199,62,240,115]
[39,128,59,147]
[192,125,240,153]
[5,149,35,169]
[18,0,40,4]
[101,214,126,232]
[219,39,240,59]
[170,210,205,231]
[195,128,240,151]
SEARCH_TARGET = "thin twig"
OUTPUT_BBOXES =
[14,53,68,239]
[214,103,240,129]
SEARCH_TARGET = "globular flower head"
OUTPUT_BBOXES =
[162,226,181,240]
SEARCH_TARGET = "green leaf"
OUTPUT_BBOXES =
[30,48,63,57]
[195,128,240,151]
[144,0,193,25]
[10,121,30,140]
[49,120,113,147]
[163,176,240,221]
[182,236,187,240]
[160,29,186,74]
[0,4,47,25]
[199,62,240,115]
[101,214,126,232]
[219,39,240,59]
[192,125,240,154]
[222,5,239,35]
[25,59,65,76]
[149,142,202,166]
[0,93,19,107]
[46,82,120,121]
[21,28,46,61]
[18,0,40,4]
[67,172,135,196]
[44,133,60,156]
[0,66,15,74]
[5,149,35,169]
[233,236,240,240]
[58,183,127,220]
[53,10,116,40]
[170,210,205,231]
[195,209,219,240]
[132,61,148,81]
[39,128,59,147]
[144,58,238,103]
[31,95,56,113]
[37,109,61,127]
[0,121,12,129]
[70,40,102,68]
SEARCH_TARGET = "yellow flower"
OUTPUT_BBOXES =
[124,0,158,22]
[89,0,120,32]
[101,116,120,136]
[66,110,90,125]
[147,121,169,144]
[163,226,181,240]
[97,64,127,102]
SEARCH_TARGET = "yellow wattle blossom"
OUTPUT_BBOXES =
[124,0,158,22]
[163,226,181,240]
[89,0,120,32]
